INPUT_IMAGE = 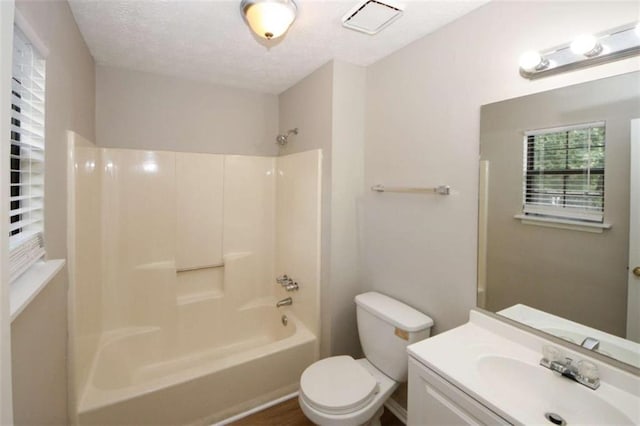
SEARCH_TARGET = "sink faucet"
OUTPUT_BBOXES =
[276,297,293,308]
[581,337,600,351]
[540,345,600,390]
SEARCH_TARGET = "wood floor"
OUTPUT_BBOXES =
[229,397,404,426]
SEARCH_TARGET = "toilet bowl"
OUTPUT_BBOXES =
[299,292,433,425]
[299,357,396,426]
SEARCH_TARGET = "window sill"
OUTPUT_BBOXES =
[10,259,65,322]
[514,214,612,233]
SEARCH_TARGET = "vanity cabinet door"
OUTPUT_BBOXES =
[408,358,511,426]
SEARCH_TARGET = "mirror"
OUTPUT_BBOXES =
[478,71,640,370]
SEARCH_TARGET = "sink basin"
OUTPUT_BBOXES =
[408,310,640,426]
[476,355,635,425]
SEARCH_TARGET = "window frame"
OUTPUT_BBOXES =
[522,121,606,224]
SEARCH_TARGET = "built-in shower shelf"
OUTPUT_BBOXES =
[175,262,224,273]
[177,290,224,306]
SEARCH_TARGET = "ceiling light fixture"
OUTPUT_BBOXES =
[240,0,297,40]
[519,21,640,79]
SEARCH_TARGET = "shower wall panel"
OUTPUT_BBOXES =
[276,150,322,337]
[223,155,276,306]
[101,149,177,331]
[67,132,104,415]
[175,153,224,271]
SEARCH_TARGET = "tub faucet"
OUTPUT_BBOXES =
[276,297,293,308]
[581,337,600,351]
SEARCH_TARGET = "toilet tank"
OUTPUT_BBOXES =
[355,292,433,382]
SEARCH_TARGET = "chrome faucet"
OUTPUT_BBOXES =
[276,297,293,308]
[276,274,299,292]
[540,345,600,390]
[581,337,600,351]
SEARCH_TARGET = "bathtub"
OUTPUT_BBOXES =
[77,305,316,425]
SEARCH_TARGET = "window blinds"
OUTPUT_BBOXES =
[523,122,605,223]
[9,27,46,282]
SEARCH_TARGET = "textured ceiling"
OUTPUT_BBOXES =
[69,0,489,94]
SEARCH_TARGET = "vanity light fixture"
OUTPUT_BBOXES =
[518,51,549,72]
[570,34,602,57]
[240,0,297,40]
[519,22,640,79]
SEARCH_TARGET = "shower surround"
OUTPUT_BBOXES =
[67,132,322,424]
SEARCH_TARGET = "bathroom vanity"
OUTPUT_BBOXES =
[407,310,640,425]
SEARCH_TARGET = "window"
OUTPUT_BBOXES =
[523,122,605,223]
[8,26,46,282]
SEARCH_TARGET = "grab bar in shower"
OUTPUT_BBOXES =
[371,184,451,195]
[176,262,224,273]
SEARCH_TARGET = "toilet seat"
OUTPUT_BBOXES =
[300,356,379,415]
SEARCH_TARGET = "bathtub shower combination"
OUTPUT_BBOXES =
[67,132,322,424]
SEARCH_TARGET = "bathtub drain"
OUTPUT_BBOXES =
[281,315,288,326]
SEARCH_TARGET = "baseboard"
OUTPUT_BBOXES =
[213,391,299,425]
[215,389,407,425]
[384,398,407,424]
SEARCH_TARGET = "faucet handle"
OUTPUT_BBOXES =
[285,281,299,291]
[542,345,565,363]
[577,360,599,381]
[276,274,289,284]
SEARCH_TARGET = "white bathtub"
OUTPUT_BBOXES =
[77,306,316,425]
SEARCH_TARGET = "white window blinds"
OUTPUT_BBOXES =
[9,26,46,282]
[523,122,605,223]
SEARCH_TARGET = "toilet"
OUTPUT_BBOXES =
[299,291,434,425]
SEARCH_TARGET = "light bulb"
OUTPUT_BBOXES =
[570,34,602,57]
[519,51,548,72]
[242,0,297,40]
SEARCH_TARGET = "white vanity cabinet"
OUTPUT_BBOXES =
[407,357,510,426]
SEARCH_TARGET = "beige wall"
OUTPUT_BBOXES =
[96,66,279,156]
[329,62,366,357]
[278,62,335,356]
[481,72,640,337]
[11,0,95,424]
[278,61,367,358]
[363,1,640,336]
[11,273,68,425]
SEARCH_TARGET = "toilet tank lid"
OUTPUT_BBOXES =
[355,292,434,332]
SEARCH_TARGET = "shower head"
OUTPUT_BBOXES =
[276,128,298,146]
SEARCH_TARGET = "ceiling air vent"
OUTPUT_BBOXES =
[342,0,404,35]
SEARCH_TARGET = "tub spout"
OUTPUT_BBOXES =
[276,297,293,308]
